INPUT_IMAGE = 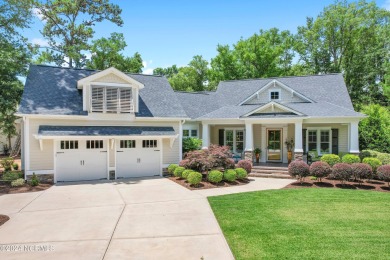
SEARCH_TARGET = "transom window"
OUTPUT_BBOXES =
[270,91,280,100]
[183,129,198,138]
[306,129,331,155]
[91,86,133,113]
[87,140,104,149]
[60,140,78,150]
[142,140,157,148]
[120,140,136,148]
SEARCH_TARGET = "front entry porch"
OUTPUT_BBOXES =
[200,119,360,164]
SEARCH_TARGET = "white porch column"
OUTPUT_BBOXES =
[245,122,253,151]
[349,120,360,154]
[294,120,303,160]
[202,122,209,149]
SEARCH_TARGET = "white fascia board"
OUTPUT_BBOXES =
[77,67,144,89]
[238,79,315,105]
[34,135,178,140]
[241,101,304,117]
[135,117,190,121]
[16,114,88,120]
[303,116,366,124]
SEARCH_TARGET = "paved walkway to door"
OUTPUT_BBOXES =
[0,177,293,259]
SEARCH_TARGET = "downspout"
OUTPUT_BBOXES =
[179,120,185,161]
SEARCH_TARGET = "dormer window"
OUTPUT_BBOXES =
[270,90,280,101]
[91,85,133,113]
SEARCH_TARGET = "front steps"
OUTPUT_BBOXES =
[249,165,292,179]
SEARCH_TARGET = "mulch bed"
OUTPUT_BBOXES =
[0,183,52,194]
[168,176,252,190]
[285,178,390,193]
[0,215,10,226]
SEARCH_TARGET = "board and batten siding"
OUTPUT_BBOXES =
[245,86,305,104]
[27,118,181,171]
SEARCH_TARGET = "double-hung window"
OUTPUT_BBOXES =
[183,129,198,138]
[306,129,331,155]
[91,86,133,113]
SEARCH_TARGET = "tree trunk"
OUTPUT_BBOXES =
[8,134,11,151]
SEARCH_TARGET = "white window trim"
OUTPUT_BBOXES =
[306,127,332,155]
[269,89,281,101]
[224,128,245,155]
[183,125,199,138]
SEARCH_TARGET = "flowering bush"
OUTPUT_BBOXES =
[309,161,331,182]
[341,154,360,164]
[332,163,353,184]
[288,160,310,183]
[362,157,382,173]
[320,154,341,167]
[377,165,390,187]
[237,160,252,173]
[235,168,248,180]
[351,163,373,183]
[179,145,233,172]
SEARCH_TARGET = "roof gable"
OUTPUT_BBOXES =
[242,102,304,117]
[239,79,313,105]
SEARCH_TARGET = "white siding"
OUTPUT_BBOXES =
[27,118,181,171]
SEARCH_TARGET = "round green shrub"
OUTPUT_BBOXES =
[341,154,360,164]
[12,163,19,171]
[167,164,179,174]
[235,168,248,180]
[320,154,341,167]
[182,169,193,179]
[187,171,202,186]
[30,173,39,186]
[362,157,382,172]
[173,166,185,178]
[224,169,237,182]
[208,170,223,183]
[11,178,25,187]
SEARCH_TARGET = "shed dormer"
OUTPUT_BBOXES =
[77,67,144,114]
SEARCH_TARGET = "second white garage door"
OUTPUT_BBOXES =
[116,139,161,178]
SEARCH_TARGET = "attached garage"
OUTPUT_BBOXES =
[37,125,178,182]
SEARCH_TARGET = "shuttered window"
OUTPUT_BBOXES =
[91,86,133,113]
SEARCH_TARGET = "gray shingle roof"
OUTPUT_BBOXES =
[38,125,176,136]
[177,74,364,119]
[18,65,188,118]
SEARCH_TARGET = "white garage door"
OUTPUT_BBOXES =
[56,140,107,182]
[116,139,161,178]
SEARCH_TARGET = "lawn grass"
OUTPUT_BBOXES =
[208,188,390,260]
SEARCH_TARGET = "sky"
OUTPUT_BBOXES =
[25,0,390,74]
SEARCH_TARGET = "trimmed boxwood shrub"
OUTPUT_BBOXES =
[182,169,193,179]
[361,150,390,165]
[342,154,360,164]
[173,166,185,178]
[309,161,331,182]
[235,168,248,180]
[288,160,310,183]
[377,165,390,187]
[208,170,223,183]
[224,169,237,182]
[320,154,341,167]
[167,164,179,175]
[351,163,373,183]
[237,160,252,173]
[332,163,353,184]
[362,157,382,173]
[187,171,202,186]
[11,178,25,187]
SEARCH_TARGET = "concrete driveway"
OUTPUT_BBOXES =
[0,177,234,260]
